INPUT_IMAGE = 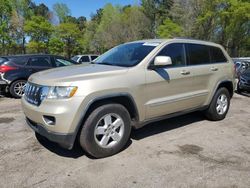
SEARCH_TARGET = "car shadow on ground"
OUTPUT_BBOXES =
[36,111,205,159]
[235,91,250,97]
[131,112,205,140]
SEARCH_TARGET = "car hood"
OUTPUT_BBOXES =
[29,64,129,85]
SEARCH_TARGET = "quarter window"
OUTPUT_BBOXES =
[55,58,74,67]
[91,56,98,61]
[186,44,210,65]
[210,46,227,63]
[157,43,186,67]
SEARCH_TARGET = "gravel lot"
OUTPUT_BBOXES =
[0,93,250,188]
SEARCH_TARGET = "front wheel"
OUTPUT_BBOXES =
[205,87,230,121]
[9,80,27,98]
[79,104,131,158]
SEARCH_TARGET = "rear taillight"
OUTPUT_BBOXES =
[0,65,17,73]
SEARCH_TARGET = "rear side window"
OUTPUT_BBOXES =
[186,44,210,65]
[210,46,227,63]
[91,56,98,61]
[9,57,29,65]
[29,57,51,67]
[80,56,90,62]
[157,43,186,67]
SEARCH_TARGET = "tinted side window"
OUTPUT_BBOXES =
[80,56,90,62]
[210,46,227,63]
[9,57,29,65]
[29,57,51,67]
[55,58,74,67]
[186,44,210,65]
[91,56,98,61]
[158,43,185,67]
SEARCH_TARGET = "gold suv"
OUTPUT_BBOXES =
[22,39,235,158]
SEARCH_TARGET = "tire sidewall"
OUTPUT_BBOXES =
[209,88,231,120]
[80,104,131,158]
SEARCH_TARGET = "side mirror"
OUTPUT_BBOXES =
[149,56,172,69]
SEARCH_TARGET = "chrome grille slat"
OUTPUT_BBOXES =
[24,83,42,106]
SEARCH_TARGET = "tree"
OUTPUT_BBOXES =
[0,0,12,55]
[48,37,64,55]
[196,0,250,56]
[141,0,173,37]
[53,3,71,23]
[32,3,51,19]
[56,23,81,58]
[157,18,183,38]
[122,6,151,41]
[10,0,34,54]
[24,16,53,53]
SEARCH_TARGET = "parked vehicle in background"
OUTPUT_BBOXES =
[71,54,99,64]
[22,39,235,158]
[237,69,250,93]
[233,58,250,78]
[0,54,79,98]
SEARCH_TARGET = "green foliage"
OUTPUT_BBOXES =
[0,0,249,57]
[48,38,64,55]
[141,0,173,36]
[53,3,71,23]
[55,23,81,57]
[196,0,250,56]
[24,16,53,42]
[157,18,183,38]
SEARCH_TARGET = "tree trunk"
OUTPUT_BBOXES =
[22,36,26,54]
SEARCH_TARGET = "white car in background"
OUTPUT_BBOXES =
[71,54,99,64]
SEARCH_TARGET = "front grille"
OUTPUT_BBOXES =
[24,83,42,106]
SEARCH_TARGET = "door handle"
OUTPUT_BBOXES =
[180,70,190,75]
[211,67,218,71]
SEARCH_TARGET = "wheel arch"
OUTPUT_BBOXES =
[216,80,234,98]
[72,93,139,147]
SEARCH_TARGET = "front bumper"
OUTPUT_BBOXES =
[26,118,75,149]
[21,96,84,149]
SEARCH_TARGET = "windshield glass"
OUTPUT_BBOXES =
[71,56,79,62]
[94,42,160,67]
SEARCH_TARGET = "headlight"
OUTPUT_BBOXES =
[47,86,78,99]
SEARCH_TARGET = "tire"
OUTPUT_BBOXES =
[79,103,131,158]
[9,80,27,98]
[205,87,230,121]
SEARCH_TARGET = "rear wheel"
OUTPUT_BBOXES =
[9,80,27,98]
[205,87,230,121]
[79,104,131,158]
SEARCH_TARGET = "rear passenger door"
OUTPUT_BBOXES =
[185,43,228,105]
[28,56,52,73]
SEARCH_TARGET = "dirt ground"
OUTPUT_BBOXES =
[0,93,250,188]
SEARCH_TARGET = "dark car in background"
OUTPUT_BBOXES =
[0,54,79,98]
[237,69,250,93]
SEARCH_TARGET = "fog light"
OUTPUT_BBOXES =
[43,115,56,126]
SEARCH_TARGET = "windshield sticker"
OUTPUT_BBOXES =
[143,42,160,47]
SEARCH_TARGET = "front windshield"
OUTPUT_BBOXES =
[94,42,160,67]
[71,56,79,62]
